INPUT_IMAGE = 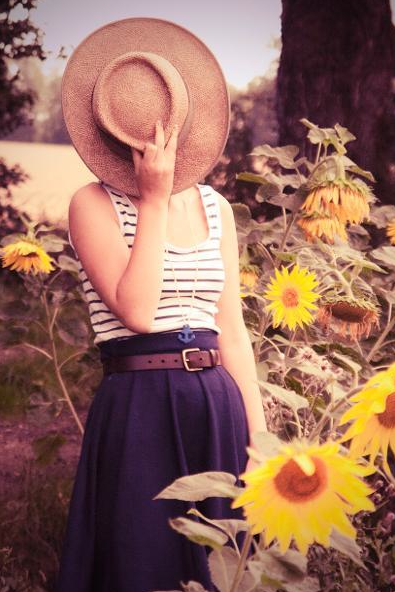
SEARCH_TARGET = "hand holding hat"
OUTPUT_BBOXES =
[61,17,230,197]
[131,119,179,207]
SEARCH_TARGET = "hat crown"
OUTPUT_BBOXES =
[92,51,192,152]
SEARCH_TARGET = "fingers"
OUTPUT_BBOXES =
[155,119,165,151]
[165,123,179,156]
[131,147,142,172]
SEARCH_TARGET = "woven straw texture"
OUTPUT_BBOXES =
[61,17,230,196]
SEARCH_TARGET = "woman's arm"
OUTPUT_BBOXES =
[68,121,178,333]
[214,192,268,443]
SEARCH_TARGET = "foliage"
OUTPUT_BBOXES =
[0,0,47,196]
[2,120,395,589]
[153,121,395,592]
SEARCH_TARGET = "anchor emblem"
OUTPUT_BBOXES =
[177,324,196,344]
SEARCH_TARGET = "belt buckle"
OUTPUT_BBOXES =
[181,348,203,372]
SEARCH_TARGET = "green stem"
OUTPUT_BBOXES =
[41,289,84,435]
[278,211,298,253]
[366,304,395,363]
[21,341,53,360]
[228,530,253,592]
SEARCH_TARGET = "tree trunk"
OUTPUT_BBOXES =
[277,0,395,204]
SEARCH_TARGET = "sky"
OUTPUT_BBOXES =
[27,0,283,91]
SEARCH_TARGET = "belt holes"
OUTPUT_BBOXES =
[161,359,165,363]
[148,360,152,363]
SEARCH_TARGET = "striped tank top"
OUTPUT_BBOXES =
[68,182,225,345]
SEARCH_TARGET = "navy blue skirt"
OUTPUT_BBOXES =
[55,329,250,592]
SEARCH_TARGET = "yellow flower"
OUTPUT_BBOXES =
[240,265,259,298]
[231,438,375,555]
[386,221,395,246]
[301,179,372,225]
[264,264,320,330]
[298,177,374,244]
[338,363,395,478]
[297,215,348,244]
[317,295,380,341]
[0,237,55,275]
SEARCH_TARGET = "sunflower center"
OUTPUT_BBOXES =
[281,287,299,308]
[274,456,327,502]
[377,392,395,429]
[330,301,367,323]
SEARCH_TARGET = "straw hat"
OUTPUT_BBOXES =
[61,17,231,197]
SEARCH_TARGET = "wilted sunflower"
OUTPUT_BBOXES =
[338,363,395,478]
[0,237,55,275]
[301,178,373,226]
[240,264,259,299]
[386,221,395,246]
[317,295,380,341]
[264,264,320,330]
[297,214,348,244]
[231,438,375,555]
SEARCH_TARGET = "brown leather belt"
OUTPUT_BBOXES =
[102,347,222,374]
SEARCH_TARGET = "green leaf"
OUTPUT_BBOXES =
[329,529,365,568]
[255,183,281,203]
[249,144,300,169]
[231,203,252,228]
[369,205,395,228]
[259,380,309,411]
[248,430,285,462]
[153,471,241,501]
[57,318,89,346]
[57,254,80,274]
[236,172,268,185]
[186,508,249,539]
[209,546,256,592]
[168,517,228,549]
[332,352,361,375]
[334,124,356,145]
[370,246,395,269]
[39,233,67,253]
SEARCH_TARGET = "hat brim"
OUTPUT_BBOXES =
[61,17,230,196]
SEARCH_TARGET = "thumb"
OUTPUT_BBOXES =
[131,147,142,172]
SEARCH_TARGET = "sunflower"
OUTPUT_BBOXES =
[263,264,320,330]
[301,178,373,226]
[297,214,348,244]
[240,266,260,299]
[386,221,395,246]
[231,438,375,555]
[338,363,395,478]
[317,295,380,341]
[0,237,56,275]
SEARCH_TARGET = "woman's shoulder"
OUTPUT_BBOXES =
[206,186,232,217]
[68,181,118,226]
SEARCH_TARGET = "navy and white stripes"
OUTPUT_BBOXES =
[68,182,225,345]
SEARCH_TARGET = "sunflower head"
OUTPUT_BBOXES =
[264,264,320,331]
[301,177,373,225]
[338,363,395,478]
[231,438,375,555]
[297,214,348,244]
[0,236,56,275]
[386,221,395,246]
[317,295,380,341]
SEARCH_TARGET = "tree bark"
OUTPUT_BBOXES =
[277,0,395,204]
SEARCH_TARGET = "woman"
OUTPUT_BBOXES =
[56,17,267,592]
